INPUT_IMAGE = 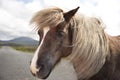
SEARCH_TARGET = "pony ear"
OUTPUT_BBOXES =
[64,7,79,22]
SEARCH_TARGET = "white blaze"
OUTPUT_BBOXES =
[30,27,50,75]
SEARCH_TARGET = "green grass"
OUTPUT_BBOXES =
[12,46,37,53]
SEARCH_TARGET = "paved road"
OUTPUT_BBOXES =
[0,46,77,80]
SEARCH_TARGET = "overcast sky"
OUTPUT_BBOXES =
[0,0,120,40]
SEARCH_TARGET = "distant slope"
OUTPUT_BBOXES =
[0,37,38,46]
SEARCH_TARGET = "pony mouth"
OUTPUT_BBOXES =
[37,70,51,79]
[36,65,52,79]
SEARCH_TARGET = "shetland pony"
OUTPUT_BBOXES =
[30,7,120,80]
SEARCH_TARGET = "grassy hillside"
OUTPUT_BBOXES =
[0,41,20,46]
[0,37,38,53]
[11,46,37,53]
[0,37,38,46]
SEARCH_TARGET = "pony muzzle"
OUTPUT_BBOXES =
[38,63,53,79]
[30,62,53,79]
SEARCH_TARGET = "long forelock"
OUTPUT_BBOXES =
[30,7,65,30]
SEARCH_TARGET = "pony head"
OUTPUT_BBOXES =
[30,7,79,79]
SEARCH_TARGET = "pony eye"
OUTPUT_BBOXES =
[38,30,43,44]
[38,30,43,37]
[57,31,65,39]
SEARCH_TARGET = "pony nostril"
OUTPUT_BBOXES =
[31,72,36,76]
[39,64,44,70]
[30,61,31,64]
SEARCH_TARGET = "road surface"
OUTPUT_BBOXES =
[0,46,77,80]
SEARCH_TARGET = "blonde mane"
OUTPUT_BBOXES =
[68,14,110,79]
[30,7,64,30]
[31,7,110,79]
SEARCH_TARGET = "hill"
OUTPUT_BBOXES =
[0,37,38,46]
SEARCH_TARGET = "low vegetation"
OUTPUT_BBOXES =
[0,40,37,53]
[12,46,37,53]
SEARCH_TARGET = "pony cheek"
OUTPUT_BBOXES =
[61,47,72,57]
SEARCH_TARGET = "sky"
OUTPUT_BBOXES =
[0,0,120,40]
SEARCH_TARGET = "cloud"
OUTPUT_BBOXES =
[0,0,120,40]
[25,0,45,12]
[44,0,81,9]
[94,0,120,35]
[65,0,120,36]
[0,0,38,40]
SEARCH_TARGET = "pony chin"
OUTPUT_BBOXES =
[37,70,51,79]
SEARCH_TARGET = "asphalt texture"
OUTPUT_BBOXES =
[0,46,77,80]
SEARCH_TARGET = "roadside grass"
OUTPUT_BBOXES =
[12,46,37,53]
